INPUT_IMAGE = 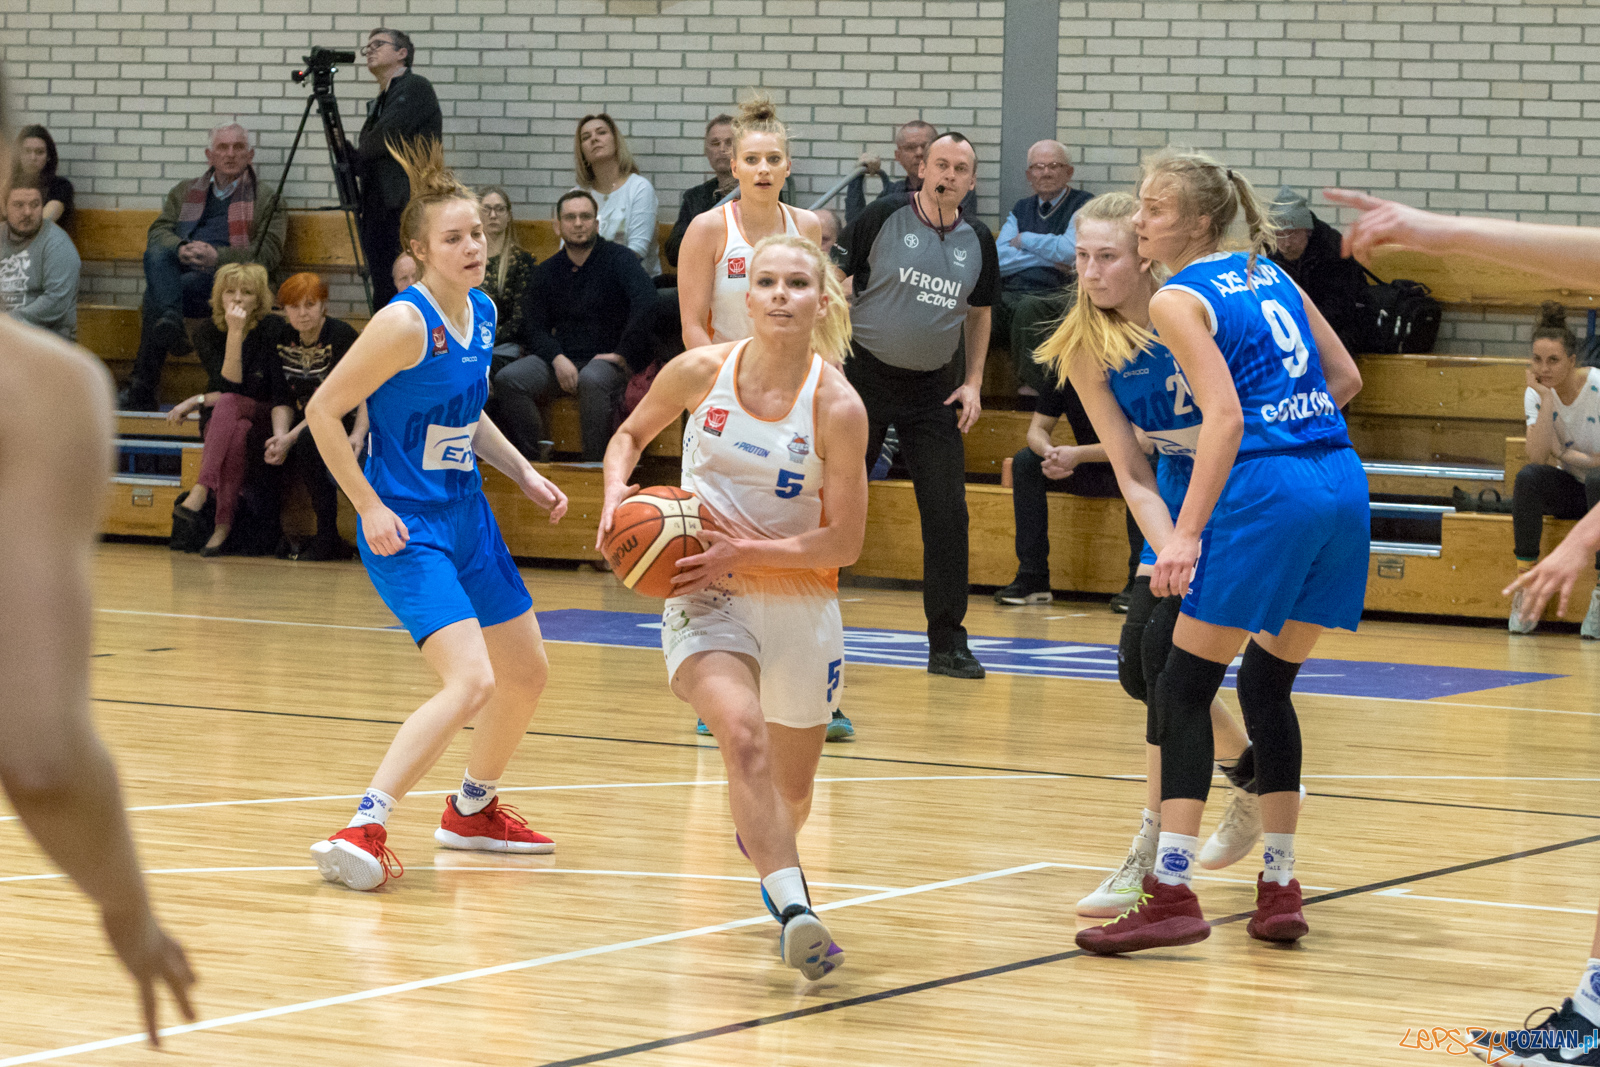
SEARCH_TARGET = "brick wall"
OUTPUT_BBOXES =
[1056,1,1600,355]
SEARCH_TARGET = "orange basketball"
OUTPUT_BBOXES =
[602,487,715,598]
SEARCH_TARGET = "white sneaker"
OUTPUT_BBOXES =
[1076,836,1155,917]
[777,907,839,980]
[1509,588,1538,634]
[1199,788,1261,870]
[1582,588,1600,640]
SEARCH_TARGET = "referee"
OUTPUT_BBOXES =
[843,132,998,679]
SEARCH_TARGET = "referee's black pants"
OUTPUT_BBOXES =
[847,345,971,655]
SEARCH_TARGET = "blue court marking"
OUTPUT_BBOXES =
[535,609,1561,700]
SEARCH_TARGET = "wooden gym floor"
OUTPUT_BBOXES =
[3,542,1598,1066]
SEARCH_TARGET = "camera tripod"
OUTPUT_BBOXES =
[253,50,373,312]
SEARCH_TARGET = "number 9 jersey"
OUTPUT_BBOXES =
[1160,251,1350,456]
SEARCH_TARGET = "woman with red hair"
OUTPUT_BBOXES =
[262,272,363,559]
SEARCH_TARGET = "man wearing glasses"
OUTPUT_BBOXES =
[994,140,1092,396]
[353,27,442,309]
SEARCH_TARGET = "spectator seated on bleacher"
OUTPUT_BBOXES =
[476,186,536,375]
[815,207,845,268]
[574,113,660,277]
[167,263,291,558]
[1267,185,1370,356]
[662,114,736,271]
[1510,302,1600,637]
[844,119,977,226]
[391,252,419,293]
[492,190,656,463]
[14,124,72,226]
[260,272,361,561]
[993,371,1144,610]
[119,123,287,412]
[994,140,1092,397]
[0,174,80,341]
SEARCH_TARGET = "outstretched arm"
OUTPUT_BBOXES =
[0,327,196,1044]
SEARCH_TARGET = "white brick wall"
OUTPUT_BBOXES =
[1057,1,1600,355]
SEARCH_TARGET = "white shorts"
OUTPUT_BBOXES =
[662,585,844,729]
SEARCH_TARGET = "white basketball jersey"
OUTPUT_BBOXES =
[708,202,802,344]
[681,339,833,597]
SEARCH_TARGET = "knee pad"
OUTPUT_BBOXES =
[1117,577,1158,705]
[1236,641,1304,795]
[1152,645,1229,802]
[1140,594,1183,706]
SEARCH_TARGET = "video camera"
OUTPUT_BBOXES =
[292,47,357,88]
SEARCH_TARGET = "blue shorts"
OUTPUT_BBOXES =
[1183,446,1369,635]
[359,492,533,644]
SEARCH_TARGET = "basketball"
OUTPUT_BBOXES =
[602,487,714,598]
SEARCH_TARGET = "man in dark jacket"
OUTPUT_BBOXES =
[994,140,1092,396]
[493,191,657,463]
[1268,185,1370,354]
[662,115,736,269]
[354,27,442,310]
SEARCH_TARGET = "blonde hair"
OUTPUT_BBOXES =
[209,262,272,334]
[748,234,851,365]
[389,139,478,279]
[733,92,788,155]
[1140,147,1277,273]
[1034,192,1162,380]
[477,185,525,296]
[573,113,638,189]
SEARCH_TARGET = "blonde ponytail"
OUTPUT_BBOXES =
[389,138,477,275]
[749,234,852,364]
[1034,192,1162,380]
[1140,147,1278,274]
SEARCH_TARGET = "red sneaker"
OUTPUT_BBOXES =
[435,795,555,854]
[1075,874,1211,955]
[310,823,403,891]
[1247,875,1309,942]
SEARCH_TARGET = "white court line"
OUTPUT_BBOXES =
[94,608,1596,715]
[0,773,1059,825]
[0,866,895,892]
[1374,887,1598,916]
[0,861,1051,1066]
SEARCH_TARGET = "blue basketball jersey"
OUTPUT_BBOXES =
[364,284,496,508]
[1106,340,1202,510]
[1160,251,1350,456]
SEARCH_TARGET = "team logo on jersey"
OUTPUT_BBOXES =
[727,256,747,279]
[903,232,920,249]
[421,421,479,471]
[703,407,728,437]
[432,326,448,354]
[787,433,810,460]
[953,247,967,264]
[479,323,493,346]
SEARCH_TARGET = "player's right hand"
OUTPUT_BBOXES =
[1505,532,1590,622]
[1322,189,1463,264]
[360,504,410,556]
[100,906,197,1047]
[1151,531,1201,598]
[594,482,640,550]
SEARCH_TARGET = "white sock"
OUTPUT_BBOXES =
[455,769,499,816]
[1262,832,1296,886]
[1154,832,1199,886]
[348,787,397,828]
[761,866,810,916]
[1574,958,1600,1027]
[1136,808,1161,849]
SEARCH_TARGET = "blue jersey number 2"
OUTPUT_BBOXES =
[826,658,842,702]
[776,469,805,499]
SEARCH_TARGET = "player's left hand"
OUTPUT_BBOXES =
[944,382,982,433]
[1151,530,1201,598]
[1505,531,1590,622]
[672,529,740,595]
[520,469,568,523]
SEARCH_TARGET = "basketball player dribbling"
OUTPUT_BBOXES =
[0,63,196,1041]
[597,234,868,979]
[303,143,570,891]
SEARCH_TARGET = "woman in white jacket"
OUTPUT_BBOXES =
[574,112,660,276]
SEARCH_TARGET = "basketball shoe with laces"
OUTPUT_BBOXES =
[1468,1000,1600,1065]
[1247,874,1309,942]
[776,904,841,980]
[1076,835,1156,917]
[435,795,555,854]
[1075,874,1210,955]
[311,823,404,891]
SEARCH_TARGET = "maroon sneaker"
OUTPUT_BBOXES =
[1075,874,1211,955]
[1247,875,1309,942]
